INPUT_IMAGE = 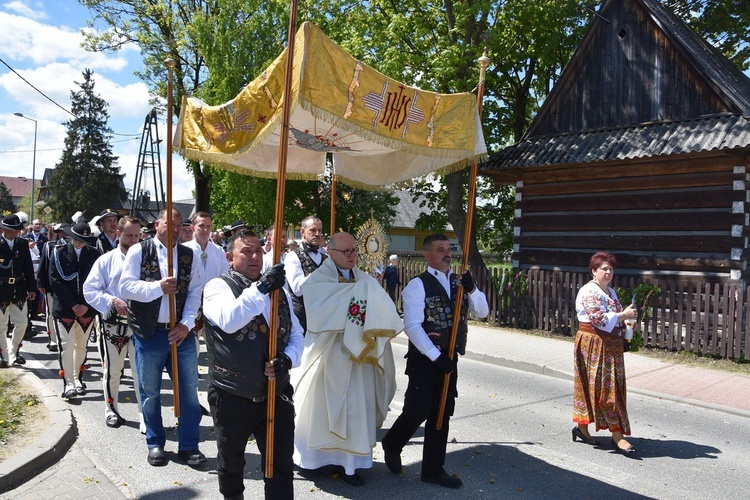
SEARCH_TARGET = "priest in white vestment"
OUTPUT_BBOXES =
[292,232,403,486]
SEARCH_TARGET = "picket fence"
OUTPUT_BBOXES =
[390,260,748,360]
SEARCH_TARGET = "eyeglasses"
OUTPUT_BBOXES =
[331,248,358,257]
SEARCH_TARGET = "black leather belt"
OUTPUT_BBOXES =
[155,322,171,329]
[0,276,23,284]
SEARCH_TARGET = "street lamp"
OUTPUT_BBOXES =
[13,113,37,223]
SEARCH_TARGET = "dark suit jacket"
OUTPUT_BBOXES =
[0,236,37,302]
[49,241,101,319]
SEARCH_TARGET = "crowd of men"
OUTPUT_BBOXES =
[1,209,488,500]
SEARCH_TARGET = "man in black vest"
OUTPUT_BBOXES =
[95,208,121,254]
[37,223,68,352]
[0,214,37,368]
[203,229,303,500]
[381,234,489,488]
[48,223,101,398]
[285,215,327,330]
[119,208,204,467]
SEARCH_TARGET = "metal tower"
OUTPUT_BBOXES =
[130,109,165,219]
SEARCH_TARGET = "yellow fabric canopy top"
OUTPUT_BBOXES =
[174,21,487,187]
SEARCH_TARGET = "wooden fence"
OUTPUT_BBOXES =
[390,260,749,360]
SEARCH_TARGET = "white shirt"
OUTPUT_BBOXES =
[118,238,202,330]
[285,246,326,296]
[83,247,127,319]
[202,274,304,367]
[184,239,230,288]
[401,266,489,361]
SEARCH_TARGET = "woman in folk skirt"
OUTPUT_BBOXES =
[572,252,638,456]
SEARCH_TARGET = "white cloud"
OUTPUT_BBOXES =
[0,12,128,70]
[3,1,47,20]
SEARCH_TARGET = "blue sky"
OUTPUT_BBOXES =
[0,0,194,212]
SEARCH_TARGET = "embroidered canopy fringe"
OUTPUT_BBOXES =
[174,21,487,188]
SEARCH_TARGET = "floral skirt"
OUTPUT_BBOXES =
[572,324,630,434]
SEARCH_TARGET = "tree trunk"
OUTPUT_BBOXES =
[192,161,210,213]
[446,170,486,270]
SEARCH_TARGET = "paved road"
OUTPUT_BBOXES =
[2,319,750,498]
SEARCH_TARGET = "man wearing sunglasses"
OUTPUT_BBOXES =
[292,232,403,487]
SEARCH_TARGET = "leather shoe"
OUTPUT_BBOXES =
[106,414,125,428]
[75,385,86,396]
[421,471,463,488]
[611,438,637,457]
[147,447,168,466]
[383,444,402,474]
[178,449,206,466]
[61,389,76,400]
[342,472,364,487]
[47,343,58,352]
[12,354,26,365]
[0,358,8,369]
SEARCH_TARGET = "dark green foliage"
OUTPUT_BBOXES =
[0,182,17,214]
[48,69,126,221]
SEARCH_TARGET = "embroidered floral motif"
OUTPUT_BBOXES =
[347,297,367,326]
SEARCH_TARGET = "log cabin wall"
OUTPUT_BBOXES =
[512,153,749,282]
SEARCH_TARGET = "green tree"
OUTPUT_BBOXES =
[48,69,125,220]
[666,0,750,70]
[0,182,16,214]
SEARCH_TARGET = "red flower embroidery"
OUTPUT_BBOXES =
[349,303,360,316]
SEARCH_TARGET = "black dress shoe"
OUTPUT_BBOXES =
[178,449,206,466]
[148,447,168,466]
[342,472,364,487]
[383,444,402,474]
[106,414,125,428]
[75,385,86,396]
[611,438,637,457]
[0,358,7,369]
[572,426,597,445]
[61,389,76,400]
[12,354,26,365]
[47,343,58,352]
[421,471,463,488]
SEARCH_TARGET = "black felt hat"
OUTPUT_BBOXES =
[63,222,97,245]
[0,214,24,231]
[96,209,122,226]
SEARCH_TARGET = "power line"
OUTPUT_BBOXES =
[0,136,140,154]
[0,56,75,117]
[1,56,144,138]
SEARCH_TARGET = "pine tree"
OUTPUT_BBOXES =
[0,182,17,214]
[48,69,126,221]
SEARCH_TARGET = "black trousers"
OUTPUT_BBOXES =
[382,352,458,477]
[208,384,295,500]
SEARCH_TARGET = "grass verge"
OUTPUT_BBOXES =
[0,370,42,459]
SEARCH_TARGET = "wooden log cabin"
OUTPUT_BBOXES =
[481,0,750,283]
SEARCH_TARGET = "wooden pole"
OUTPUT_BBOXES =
[435,49,490,430]
[266,0,299,478]
[330,171,337,233]
[164,57,180,418]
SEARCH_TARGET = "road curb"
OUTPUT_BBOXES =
[0,370,77,493]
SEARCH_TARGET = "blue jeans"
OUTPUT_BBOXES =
[133,328,201,451]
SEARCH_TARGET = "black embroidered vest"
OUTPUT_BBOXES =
[408,271,469,357]
[127,238,193,339]
[290,246,327,328]
[204,271,293,399]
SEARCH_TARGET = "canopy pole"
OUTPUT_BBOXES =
[266,0,299,479]
[165,57,180,418]
[435,49,491,430]
[330,169,337,233]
